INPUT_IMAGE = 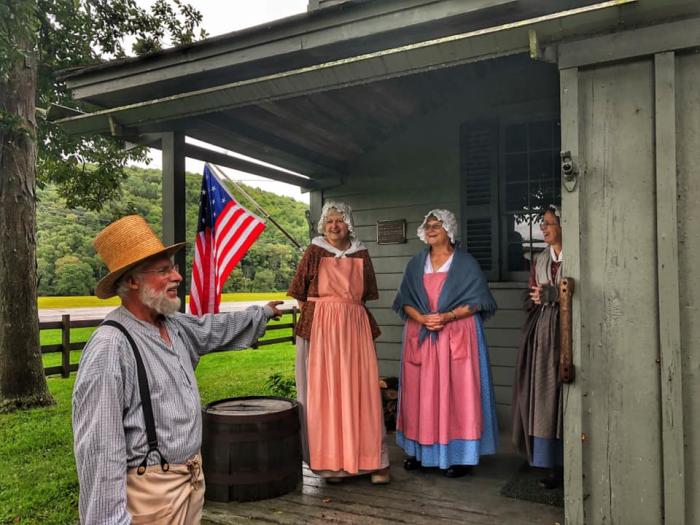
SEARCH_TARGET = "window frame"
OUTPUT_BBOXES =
[498,112,561,282]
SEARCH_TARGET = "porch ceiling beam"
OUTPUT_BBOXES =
[199,112,344,169]
[185,116,345,178]
[145,135,335,189]
[135,135,323,189]
[557,16,700,69]
[303,93,378,144]
[255,102,365,156]
[55,0,637,137]
[182,143,316,190]
[226,107,355,161]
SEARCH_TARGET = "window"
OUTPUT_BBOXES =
[501,118,561,279]
[460,116,561,281]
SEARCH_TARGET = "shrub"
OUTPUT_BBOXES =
[265,372,296,398]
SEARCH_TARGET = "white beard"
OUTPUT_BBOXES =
[139,283,181,315]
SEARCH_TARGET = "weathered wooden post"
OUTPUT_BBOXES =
[162,132,187,312]
[61,314,70,378]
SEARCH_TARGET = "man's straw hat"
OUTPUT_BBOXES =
[93,215,186,299]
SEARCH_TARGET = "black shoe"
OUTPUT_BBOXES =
[538,476,562,489]
[403,457,422,470]
[538,466,563,489]
[444,465,473,478]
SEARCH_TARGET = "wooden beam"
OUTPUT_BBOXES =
[56,1,637,136]
[363,81,424,117]
[654,51,685,525]
[203,112,345,169]
[559,66,586,525]
[256,101,365,156]
[309,191,324,241]
[230,106,356,161]
[182,143,315,189]
[558,17,700,70]
[339,88,404,131]
[186,116,344,178]
[161,131,187,311]
[45,103,84,121]
[301,92,379,146]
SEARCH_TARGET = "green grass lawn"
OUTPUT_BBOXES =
[38,292,289,309]
[2,317,296,525]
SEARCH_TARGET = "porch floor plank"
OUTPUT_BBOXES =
[202,434,565,525]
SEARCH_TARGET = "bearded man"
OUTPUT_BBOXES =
[72,215,283,525]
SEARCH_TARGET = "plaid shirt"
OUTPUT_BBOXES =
[72,305,272,524]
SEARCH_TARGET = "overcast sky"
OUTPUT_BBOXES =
[133,0,310,202]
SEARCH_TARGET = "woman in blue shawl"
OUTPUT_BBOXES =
[393,209,499,477]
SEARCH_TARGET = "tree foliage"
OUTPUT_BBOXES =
[32,0,207,208]
[37,166,310,296]
[0,0,206,411]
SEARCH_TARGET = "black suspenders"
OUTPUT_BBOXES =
[101,320,170,475]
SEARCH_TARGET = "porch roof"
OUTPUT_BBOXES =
[52,0,698,186]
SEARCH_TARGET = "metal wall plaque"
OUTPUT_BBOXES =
[376,219,407,245]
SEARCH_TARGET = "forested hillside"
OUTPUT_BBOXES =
[36,166,310,296]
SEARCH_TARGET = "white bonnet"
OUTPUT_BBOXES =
[546,204,561,221]
[417,209,458,244]
[317,201,356,239]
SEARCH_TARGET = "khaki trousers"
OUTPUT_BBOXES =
[126,455,205,525]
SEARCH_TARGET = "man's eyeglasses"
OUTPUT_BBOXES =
[141,263,179,277]
[424,222,444,232]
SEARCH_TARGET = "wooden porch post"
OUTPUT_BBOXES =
[162,131,187,311]
[654,51,685,525]
[560,67,585,525]
[309,190,323,238]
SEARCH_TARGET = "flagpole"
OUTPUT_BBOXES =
[208,163,304,252]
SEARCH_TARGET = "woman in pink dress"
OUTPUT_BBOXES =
[288,201,390,484]
[393,209,498,477]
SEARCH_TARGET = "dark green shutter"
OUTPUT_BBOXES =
[460,121,499,281]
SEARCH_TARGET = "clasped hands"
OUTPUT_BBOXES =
[420,307,471,332]
[529,285,544,305]
[422,313,448,331]
[529,284,557,305]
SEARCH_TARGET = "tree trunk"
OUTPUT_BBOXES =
[0,19,54,411]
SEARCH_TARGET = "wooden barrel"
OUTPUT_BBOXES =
[202,396,302,502]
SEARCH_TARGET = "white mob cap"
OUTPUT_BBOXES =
[317,201,356,239]
[546,204,561,221]
[417,209,458,244]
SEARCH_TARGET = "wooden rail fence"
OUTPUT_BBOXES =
[41,307,298,378]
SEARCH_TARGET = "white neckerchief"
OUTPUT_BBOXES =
[311,236,367,257]
[424,252,454,274]
[550,246,563,263]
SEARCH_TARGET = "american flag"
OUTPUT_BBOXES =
[189,164,266,315]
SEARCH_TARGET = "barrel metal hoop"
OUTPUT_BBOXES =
[205,460,301,485]
[203,428,299,443]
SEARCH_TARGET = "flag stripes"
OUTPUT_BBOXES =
[189,164,265,316]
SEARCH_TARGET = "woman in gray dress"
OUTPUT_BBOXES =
[512,205,564,489]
